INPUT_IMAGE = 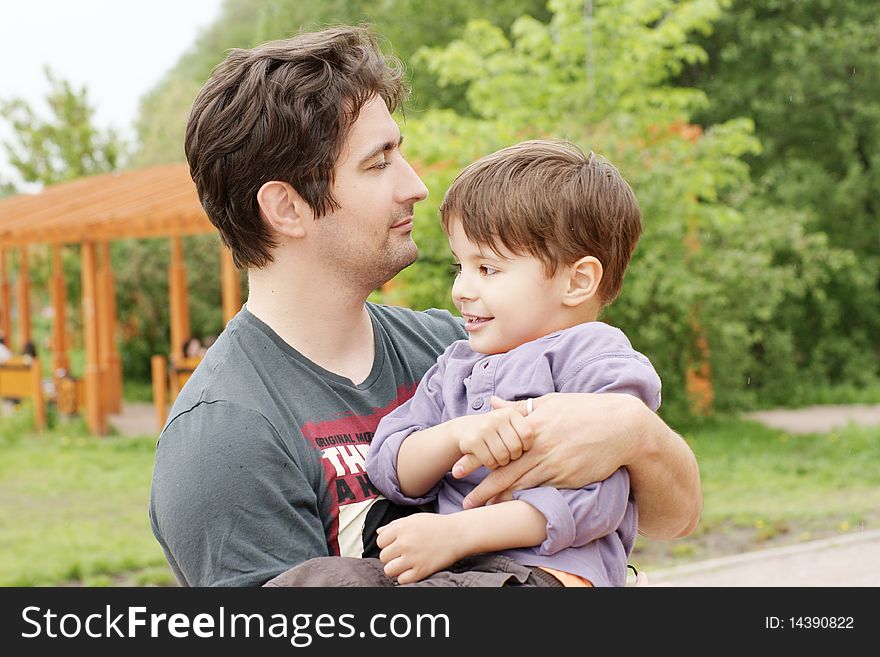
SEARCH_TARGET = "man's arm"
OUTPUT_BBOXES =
[456,393,701,539]
[150,401,330,586]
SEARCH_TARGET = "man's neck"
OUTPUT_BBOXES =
[245,266,376,385]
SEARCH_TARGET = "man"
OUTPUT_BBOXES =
[149,26,701,587]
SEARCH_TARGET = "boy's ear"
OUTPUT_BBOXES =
[562,256,603,307]
[256,181,310,239]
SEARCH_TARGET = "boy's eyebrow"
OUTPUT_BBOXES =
[358,134,404,166]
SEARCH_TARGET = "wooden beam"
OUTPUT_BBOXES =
[97,242,122,413]
[220,242,241,325]
[81,242,106,435]
[151,354,168,434]
[0,250,10,344]
[17,246,32,352]
[103,243,123,414]
[169,236,190,361]
[30,356,46,432]
[50,245,70,374]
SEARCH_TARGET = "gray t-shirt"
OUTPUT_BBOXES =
[149,303,465,586]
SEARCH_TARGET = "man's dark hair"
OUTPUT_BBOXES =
[185,26,407,268]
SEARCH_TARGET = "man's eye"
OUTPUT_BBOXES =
[480,265,499,276]
[372,160,389,170]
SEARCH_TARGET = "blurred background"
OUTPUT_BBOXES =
[0,0,877,586]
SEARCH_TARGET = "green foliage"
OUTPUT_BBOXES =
[0,68,124,186]
[676,0,880,408]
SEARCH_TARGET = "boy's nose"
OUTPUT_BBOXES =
[451,273,473,304]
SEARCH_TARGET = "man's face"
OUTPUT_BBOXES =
[311,95,428,292]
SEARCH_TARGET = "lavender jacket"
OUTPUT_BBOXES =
[365,321,662,586]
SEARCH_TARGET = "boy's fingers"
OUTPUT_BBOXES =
[462,454,531,508]
[451,453,481,479]
[490,395,531,416]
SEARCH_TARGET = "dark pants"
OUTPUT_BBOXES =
[264,554,562,587]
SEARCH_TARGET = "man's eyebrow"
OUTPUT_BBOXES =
[358,135,404,166]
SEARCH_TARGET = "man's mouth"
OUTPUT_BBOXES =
[390,212,415,229]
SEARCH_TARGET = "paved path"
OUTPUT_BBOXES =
[744,403,880,434]
[642,529,880,586]
[108,402,158,437]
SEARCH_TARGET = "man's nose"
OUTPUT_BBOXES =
[398,156,429,203]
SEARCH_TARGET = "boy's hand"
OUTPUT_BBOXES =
[450,397,533,475]
[376,513,465,584]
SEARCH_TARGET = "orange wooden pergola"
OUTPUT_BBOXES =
[0,163,242,435]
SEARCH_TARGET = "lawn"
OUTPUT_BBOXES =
[1,404,879,585]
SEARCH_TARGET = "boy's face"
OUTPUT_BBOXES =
[448,217,571,355]
[310,95,428,292]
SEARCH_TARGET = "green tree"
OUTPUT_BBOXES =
[681,0,879,257]
[0,67,124,185]
[679,0,880,402]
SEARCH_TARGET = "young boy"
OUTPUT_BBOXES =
[362,139,661,587]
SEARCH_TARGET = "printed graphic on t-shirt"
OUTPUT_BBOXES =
[299,383,418,557]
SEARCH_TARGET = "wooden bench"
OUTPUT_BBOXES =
[0,356,46,430]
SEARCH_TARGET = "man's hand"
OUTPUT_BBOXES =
[449,402,534,473]
[376,513,466,584]
[454,393,639,508]
[453,393,702,540]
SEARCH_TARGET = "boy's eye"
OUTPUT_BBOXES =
[449,263,462,276]
[479,265,499,276]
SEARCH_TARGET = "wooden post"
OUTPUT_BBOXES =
[220,243,241,325]
[81,242,106,435]
[17,246,32,353]
[30,356,45,432]
[151,354,168,433]
[50,245,70,374]
[98,243,122,413]
[169,236,190,362]
[0,250,10,343]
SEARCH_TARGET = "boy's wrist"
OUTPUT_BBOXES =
[445,512,481,561]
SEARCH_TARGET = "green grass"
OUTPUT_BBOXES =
[631,416,880,570]
[0,410,174,586]
[1,405,879,585]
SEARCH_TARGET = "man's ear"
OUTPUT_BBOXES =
[256,181,310,239]
[562,256,603,307]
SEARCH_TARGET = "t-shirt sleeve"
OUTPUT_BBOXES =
[149,401,330,587]
[365,353,449,506]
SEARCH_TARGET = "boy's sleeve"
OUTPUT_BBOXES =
[149,401,330,587]
[506,331,655,555]
[557,339,662,411]
[365,353,450,507]
[512,468,636,556]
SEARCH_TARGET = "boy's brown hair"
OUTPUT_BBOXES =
[185,26,406,268]
[439,139,643,304]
